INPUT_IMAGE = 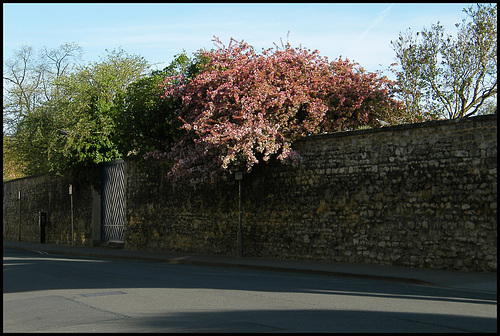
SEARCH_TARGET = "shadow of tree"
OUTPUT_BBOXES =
[3,249,496,307]
[111,309,497,333]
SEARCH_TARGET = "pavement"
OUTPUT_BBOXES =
[3,240,497,294]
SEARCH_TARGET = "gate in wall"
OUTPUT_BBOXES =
[101,160,125,244]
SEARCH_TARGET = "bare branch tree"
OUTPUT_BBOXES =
[3,43,83,135]
[391,3,496,119]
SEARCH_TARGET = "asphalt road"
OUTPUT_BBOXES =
[3,247,497,333]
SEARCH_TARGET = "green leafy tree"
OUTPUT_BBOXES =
[112,52,204,158]
[3,134,27,181]
[13,103,64,175]
[15,48,150,175]
[391,3,497,119]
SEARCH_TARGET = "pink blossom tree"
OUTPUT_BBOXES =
[152,37,403,183]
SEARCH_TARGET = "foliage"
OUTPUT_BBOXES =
[3,43,83,135]
[111,52,203,158]
[14,49,150,175]
[390,3,497,119]
[12,104,65,175]
[152,37,404,183]
[3,135,27,181]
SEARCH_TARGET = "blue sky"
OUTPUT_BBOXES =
[3,3,476,77]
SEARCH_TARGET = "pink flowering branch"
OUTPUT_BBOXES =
[151,37,403,183]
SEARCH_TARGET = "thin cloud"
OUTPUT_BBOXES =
[362,4,394,39]
[346,4,394,56]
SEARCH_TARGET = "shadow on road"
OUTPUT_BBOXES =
[121,309,497,333]
[3,248,496,306]
[4,248,497,333]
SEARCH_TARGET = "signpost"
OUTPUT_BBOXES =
[69,184,74,246]
[18,191,21,241]
[235,172,243,257]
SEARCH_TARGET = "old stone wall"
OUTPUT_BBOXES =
[3,114,497,272]
[124,159,238,255]
[241,115,497,271]
[3,167,99,246]
[125,114,497,272]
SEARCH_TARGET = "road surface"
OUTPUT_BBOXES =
[3,247,497,332]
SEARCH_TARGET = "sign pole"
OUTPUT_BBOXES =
[235,172,243,257]
[18,191,21,241]
[69,184,74,246]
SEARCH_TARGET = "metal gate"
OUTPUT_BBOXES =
[101,160,125,244]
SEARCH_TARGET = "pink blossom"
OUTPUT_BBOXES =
[151,37,403,182]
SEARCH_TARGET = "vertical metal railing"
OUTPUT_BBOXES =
[101,160,125,244]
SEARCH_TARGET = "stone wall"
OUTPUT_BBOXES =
[124,114,497,272]
[241,115,497,271]
[124,159,238,254]
[3,167,99,246]
[3,114,497,272]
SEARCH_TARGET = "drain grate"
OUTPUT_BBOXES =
[79,291,126,297]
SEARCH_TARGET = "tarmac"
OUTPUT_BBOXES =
[3,240,497,294]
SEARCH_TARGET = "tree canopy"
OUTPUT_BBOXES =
[12,48,150,175]
[150,37,404,183]
[391,3,497,119]
[111,52,202,159]
[3,43,83,136]
[8,5,493,184]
